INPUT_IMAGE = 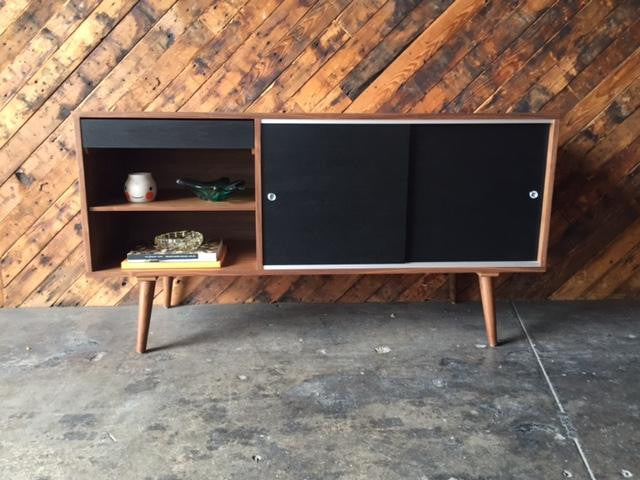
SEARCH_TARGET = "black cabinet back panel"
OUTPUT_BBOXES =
[81,119,254,149]
[407,123,549,262]
[262,123,410,265]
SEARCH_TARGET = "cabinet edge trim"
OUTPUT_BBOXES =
[261,119,554,125]
[263,261,541,270]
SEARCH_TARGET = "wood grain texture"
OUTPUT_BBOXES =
[1,0,639,307]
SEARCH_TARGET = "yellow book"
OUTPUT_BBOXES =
[121,260,222,270]
[121,246,226,270]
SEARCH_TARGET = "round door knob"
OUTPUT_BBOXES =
[529,190,539,199]
[267,192,277,201]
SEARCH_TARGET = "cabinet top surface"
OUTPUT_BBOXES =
[76,111,559,122]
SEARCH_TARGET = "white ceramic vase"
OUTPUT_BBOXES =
[124,172,157,203]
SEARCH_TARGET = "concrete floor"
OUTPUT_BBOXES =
[0,301,638,480]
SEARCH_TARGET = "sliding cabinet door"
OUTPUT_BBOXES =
[262,122,410,266]
[407,123,550,263]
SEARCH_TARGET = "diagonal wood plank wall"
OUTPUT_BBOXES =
[0,0,639,308]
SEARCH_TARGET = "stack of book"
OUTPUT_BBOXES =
[121,239,226,270]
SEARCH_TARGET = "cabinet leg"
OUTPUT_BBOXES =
[478,273,498,347]
[448,273,456,304]
[137,278,156,353]
[163,276,174,309]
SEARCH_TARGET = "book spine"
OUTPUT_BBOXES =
[128,254,197,261]
[122,260,221,269]
[127,253,217,262]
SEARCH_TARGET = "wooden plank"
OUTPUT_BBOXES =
[334,0,385,36]
[345,0,485,113]
[366,274,423,302]
[112,0,249,111]
[583,241,640,299]
[222,0,350,111]
[216,276,263,303]
[82,0,215,112]
[511,0,638,113]
[410,0,555,113]
[582,106,640,171]
[0,0,102,110]
[279,275,326,302]
[3,213,83,306]
[85,276,137,307]
[0,0,139,146]
[0,147,77,257]
[249,0,391,112]
[313,86,352,112]
[339,0,454,101]
[550,136,640,236]
[182,276,236,304]
[612,265,640,298]
[0,0,176,185]
[0,123,76,225]
[250,275,300,303]
[448,0,590,113]
[384,0,533,113]
[291,0,419,111]
[560,46,640,143]
[148,0,283,112]
[338,275,394,303]
[551,219,640,299]
[181,0,323,112]
[1,181,79,285]
[478,0,618,113]
[0,0,31,37]
[248,20,351,112]
[55,272,107,306]
[0,0,56,71]
[395,274,448,302]
[298,275,360,303]
[543,16,640,114]
[562,75,640,160]
[22,244,86,307]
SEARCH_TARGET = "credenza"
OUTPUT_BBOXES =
[74,113,558,353]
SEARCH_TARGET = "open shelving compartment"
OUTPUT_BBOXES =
[76,115,260,276]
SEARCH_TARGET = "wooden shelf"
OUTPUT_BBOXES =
[91,241,259,277]
[89,190,255,212]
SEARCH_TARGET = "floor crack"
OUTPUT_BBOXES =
[511,301,597,480]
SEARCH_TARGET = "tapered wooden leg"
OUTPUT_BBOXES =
[448,273,456,304]
[478,273,498,347]
[163,276,174,309]
[137,278,156,353]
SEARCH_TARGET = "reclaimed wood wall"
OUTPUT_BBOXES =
[1,0,639,308]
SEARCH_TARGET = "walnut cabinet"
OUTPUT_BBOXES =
[75,113,558,353]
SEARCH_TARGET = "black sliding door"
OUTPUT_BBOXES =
[262,122,410,265]
[407,123,549,262]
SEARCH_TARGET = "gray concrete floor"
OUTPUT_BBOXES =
[0,301,638,480]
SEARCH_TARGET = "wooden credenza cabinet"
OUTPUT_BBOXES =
[75,113,558,353]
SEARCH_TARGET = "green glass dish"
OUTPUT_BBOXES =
[176,177,246,202]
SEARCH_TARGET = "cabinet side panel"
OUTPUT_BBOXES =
[75,114,93,272]
[407,123,549,262]
[537,120,559,267]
